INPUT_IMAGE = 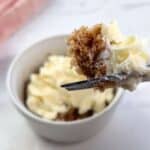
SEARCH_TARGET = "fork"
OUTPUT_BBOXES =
[61,74,123,91]
[61,65,150,91]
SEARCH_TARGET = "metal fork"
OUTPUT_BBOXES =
[61,65,150,91]
[61,74,127,91]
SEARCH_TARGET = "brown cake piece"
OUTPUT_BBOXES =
[68,24,111,79]
[56,108,94,121]
[67,24,114,90]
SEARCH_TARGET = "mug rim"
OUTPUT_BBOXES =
[6,34,124,126]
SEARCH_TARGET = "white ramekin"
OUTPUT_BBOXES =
[7,35,123,143]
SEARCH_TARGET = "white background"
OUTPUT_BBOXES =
[1,0,150,149]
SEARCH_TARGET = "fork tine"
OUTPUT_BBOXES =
[61,75,121,91]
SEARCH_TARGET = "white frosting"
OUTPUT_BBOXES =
[111,37,150,74]
[102,22,150,90]
[102,21,125,43]
[27,56,114,120]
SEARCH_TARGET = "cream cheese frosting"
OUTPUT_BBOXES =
[102,22,150,90]
[26,56,114,120]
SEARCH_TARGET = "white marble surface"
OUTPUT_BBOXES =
[1,0,150,149]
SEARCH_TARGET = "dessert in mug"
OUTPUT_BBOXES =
[26,21,150,121]
[26,56,115,121]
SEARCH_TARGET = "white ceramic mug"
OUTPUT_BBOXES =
[7,35,123,143]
